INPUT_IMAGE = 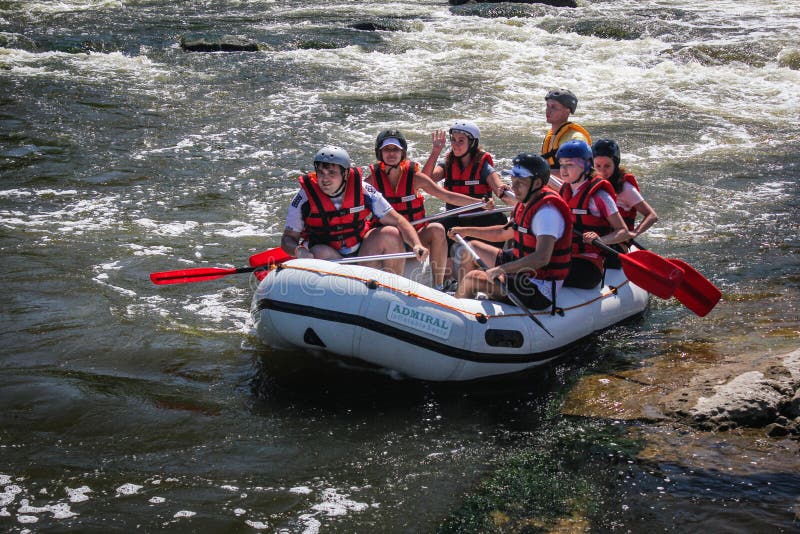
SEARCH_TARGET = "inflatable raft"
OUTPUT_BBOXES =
[250,257,649,381]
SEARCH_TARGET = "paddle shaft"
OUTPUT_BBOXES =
[151,251,417,285]
[458,206,513,219]
[412,201,486,227]
[454,234,554,338]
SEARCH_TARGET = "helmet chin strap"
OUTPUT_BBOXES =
[522,180,545,203]
[381,159,400,173]
[324,168,348,198]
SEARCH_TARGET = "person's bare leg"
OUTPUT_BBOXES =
[359,226,405,274]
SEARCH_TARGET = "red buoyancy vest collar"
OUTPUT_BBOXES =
[370,160,426,225]
[443,150,493,208]
[510,190,573,280]
[559,176,617,262]
[299,168,369,251]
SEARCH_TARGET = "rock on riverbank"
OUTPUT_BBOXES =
[562,348,800,437]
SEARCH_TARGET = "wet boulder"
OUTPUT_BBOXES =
[686,349,800,433]
[449,0,577,7]
[180,35,259,52]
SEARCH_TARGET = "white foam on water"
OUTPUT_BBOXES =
[209,220,270,238]
[173,510,196,518]
[133,218,200,237]
[289,486,312,494]
[5,0,124,15]
[149,496,165,504]
[295,514,321,534]
[115,483,143,496]
[124,243,174,256]
[309,488,369,517]
[182,289,252,331]
[17,514,38,524]
[246,519,269,530]
[65,485,91,503]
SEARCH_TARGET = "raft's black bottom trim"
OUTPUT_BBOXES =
[256,298,564,364]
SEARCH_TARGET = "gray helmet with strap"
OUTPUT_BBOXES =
[314,145,351,170]
[545,88,578,113]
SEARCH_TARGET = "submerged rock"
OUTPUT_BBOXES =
[778,47,800,70]
[349,19,413,32]
[449,0,577,7]
[180,35,259,52]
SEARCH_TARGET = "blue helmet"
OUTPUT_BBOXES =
[556,140,593,162]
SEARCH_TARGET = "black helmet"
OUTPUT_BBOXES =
[545,88,578,113]
[507,153,550,182]
[375,129,408,161]
[592,138,621,166]
[504,153,551,202]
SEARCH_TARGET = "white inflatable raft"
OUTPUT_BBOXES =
[251,259,649,381]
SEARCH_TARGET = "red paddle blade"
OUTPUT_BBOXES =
[249,247,293,267]
[150,267,240,285]
[619,250,684,299]
[668,258,722,317]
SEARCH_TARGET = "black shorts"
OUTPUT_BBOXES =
[495,249,553,310]
[563,257,603,289]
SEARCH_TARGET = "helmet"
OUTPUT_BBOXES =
[556,139,593,161]
[545,88,578,113]
[448,120,480,141]
[374,129,408,161]
[507,153,550,182]
[314,145,351,169]
[448,120,480,153]
[592,138,621,166]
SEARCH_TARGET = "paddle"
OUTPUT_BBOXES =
[628,239,721,316]
[150,251,417,285]
[245,202,487,267]
[573,230,684,299]
[458,206,513,219]
[411,200,486,227]
[249,247,293,268]
[455,234,554,338]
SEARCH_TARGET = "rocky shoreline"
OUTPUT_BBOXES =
[562,347,800,437]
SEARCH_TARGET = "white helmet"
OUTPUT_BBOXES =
[448,120,480,141]
[448,120,481,153]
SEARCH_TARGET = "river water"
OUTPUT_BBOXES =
[1,0,798,531]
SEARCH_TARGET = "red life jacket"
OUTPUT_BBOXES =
[443,151,493,208]
[559,176,617,269]
[510,190,573,280]
[299,168,369,251]
[616,173,640,230]
[369,160,426,226]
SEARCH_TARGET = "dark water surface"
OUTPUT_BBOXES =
[1,0,798,531]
